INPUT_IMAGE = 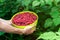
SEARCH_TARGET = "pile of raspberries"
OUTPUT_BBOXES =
[12,12,37,26]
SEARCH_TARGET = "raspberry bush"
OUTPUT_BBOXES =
[0,0,60,40]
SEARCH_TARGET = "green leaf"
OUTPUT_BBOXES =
[0,0,5,3]
[50,7,60,18]
[55,36,60,40]
[53,17,60,26]
[55,0,60,2]
[22,0,32,6]
[45,0,52,5]
[40,0,45,6]
[56,32,60,36]
[44,18,53,28]
[32,0,40,7]
[0,31,5,36]
[55,0,60,5]
[37,32,56,40]
[58,28,60,32]
[56,28,60,36]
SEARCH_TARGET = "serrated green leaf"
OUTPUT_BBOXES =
[44,18,53,28]
[50,7,60,18]
[40,0,45,6]
[50,11,60,18]
[37,32,56,40]
[53,17,60,26]
[32,0,40,7]
[45,0,52,5]
[56,32,60,36]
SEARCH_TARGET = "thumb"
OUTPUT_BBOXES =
[23,26,33,32]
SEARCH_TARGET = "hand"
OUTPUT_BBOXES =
[23,26,36,35]
[0,18,35,35]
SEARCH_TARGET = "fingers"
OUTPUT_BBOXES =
[24,26,34,32]
[24,28,36,35]
[11,28,24,35]
[23,26,36,35]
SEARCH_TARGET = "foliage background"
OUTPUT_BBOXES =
[0,0,60,40]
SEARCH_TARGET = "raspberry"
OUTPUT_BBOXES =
[12,12,37,26]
